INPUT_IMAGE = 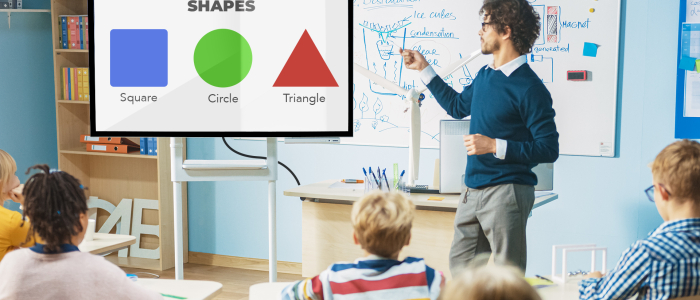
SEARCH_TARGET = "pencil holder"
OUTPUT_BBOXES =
[363,176,373,193]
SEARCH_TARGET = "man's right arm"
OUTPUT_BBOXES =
[401,49,473,119]
[421,65,474,119]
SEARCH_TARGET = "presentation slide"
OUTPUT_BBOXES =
[90,0,350,136]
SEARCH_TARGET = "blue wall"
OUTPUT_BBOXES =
[187,0,688,276]
[0,0,56,210]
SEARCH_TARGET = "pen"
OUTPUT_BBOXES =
[369,167,380,186]
[342,179,364,183]
[383,169,390,189]
[161,293,188,299]
[396,170,405,189]
[388,39,403,52]
[535,275,553,283]
[363,167,368,177]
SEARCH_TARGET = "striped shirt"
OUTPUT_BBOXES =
[280,255,444,300]
[579,218,700,300]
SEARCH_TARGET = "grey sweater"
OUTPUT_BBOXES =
[0,248,162,300]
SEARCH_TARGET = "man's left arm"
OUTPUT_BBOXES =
[503,84,559,164]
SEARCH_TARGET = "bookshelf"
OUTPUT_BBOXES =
[50,0,188,271]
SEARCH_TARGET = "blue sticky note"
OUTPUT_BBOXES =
[583,42,598,57]
[110,29,168,87]
[679,56,697,71]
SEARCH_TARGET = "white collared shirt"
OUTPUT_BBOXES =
[419,55,528,160]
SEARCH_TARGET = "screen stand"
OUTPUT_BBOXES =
[170,137,279,282]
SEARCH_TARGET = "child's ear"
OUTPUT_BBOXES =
[405,233,411,246]
[352,231,360,245]
[660,185,672,201]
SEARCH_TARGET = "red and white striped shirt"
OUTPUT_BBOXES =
[280,255,444,300]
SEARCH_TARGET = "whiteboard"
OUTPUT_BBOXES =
[346,0,621,157]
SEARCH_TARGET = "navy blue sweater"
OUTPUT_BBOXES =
[427,64,559,189]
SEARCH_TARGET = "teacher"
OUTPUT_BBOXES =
[401,0,559,274]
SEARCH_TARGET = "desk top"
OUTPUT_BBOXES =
[137,279,222,300]
[78,233,135,255]
[249,280,581,300]
[284,180,557,211]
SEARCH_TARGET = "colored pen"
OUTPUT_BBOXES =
[369,167,380,186]
[161,293,188,299]
[535,275,553,283]
[342,179,364,183]
[363,168,368,177]
[383,169,390,189]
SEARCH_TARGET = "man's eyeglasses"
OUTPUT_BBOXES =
[481,22,493,31]
[644,184,671,202]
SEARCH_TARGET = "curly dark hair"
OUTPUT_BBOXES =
[480,0,541,55]
[22,164,87,253]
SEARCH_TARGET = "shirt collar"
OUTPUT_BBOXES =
[649,218,700,237]
[30,243,80,254]
[486,55,527,77]
[356,254,392,262]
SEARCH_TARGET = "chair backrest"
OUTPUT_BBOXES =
[249,282,292,300]
[671,296,700,300]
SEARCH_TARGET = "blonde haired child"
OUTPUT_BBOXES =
[0,149,34,261]
[441,263,541,300]
[580,139,700,299]
[281,191,445,300]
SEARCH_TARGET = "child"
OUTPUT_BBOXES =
[0,149,34,261]
[579,139,700,299]
[280,191,445,300]
[0,164,162,300]
[441,263,541,300]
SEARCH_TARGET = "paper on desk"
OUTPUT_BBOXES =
[328,181,365,190]
[524,277,555,289]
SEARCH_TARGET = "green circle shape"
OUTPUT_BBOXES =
[194,29,253,88]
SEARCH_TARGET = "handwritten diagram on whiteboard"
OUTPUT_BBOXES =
[348,0,621,157]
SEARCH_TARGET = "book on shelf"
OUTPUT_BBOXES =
[62,67,90,101]
[0,0,11,9]
[58,15,89,50]
[86,143,140,154]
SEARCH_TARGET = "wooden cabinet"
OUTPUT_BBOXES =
[50,0,186,271]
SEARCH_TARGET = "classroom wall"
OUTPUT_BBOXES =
[187,0,688,276]
[0,0,56,211]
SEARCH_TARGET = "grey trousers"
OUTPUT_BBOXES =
[448,183,535,276]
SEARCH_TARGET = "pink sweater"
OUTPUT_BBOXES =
[0,248,162,300]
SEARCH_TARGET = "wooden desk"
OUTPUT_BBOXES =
[137,279,222,300]
[78,233,136,256]
[284,180,558,280]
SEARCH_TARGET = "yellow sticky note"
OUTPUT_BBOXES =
[427,196,444,201]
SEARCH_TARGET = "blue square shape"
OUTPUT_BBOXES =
[583,42,598,57]
[110,29,168,87]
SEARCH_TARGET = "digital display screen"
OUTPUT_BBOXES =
[89,0,351,137]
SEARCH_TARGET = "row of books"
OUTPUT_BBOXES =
[62,67,90,101]
[59,15,89,49]
[0,0,22,9]
[79,135,158,156]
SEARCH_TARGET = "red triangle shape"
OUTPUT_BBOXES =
[274,30,338,87]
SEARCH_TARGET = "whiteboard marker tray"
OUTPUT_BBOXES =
[182,160,268,170]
